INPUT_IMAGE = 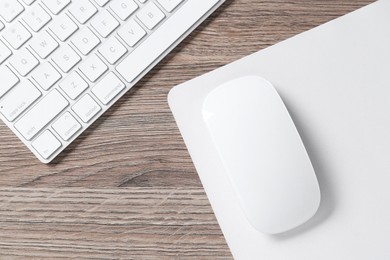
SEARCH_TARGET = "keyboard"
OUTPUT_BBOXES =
[0,0,223,163]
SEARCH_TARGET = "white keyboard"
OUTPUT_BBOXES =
[0,0,223,163]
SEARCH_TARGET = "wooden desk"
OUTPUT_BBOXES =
[0,0,372,258]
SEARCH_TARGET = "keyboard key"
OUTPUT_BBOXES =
[79,54,108,82]
[29,31,59,59]
[49,14,78,41]
[69,0,98,24]
[3,22,31,49]
[92,72,125,105]
[32,130,61,159]
[156,0,183,12]
[15,89,69,140]
[0,21,5,31]
[22,0,36,5]
[31,62,61,90]
[71,28,100,55]
[72,94,101,123]
[52,44,81,73]
[10,48,39,76]
[52,112,81,141]
[117,0,200,83]
[94,0,110,7]
[117,19,146,47]
[0,0,24,22]
[98,37,127,64]
[110,0,138,21]
[137,2,165,30]
[0,80,41,121]
[0,66,19,98]
[22,4,51,32]
[42,0,71,15]
[0,40,12,64]
[90,10,119,38]
[59,71,88,100]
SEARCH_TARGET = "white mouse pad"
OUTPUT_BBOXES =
[168,0,390,259]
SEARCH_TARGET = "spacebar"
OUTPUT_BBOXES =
[116,0,219,83]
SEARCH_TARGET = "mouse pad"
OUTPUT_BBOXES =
[168,0,390,259]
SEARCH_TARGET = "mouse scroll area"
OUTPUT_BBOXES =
[202,76,321,235]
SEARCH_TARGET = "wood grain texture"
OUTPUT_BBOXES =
[0,188,228,259]
[0,0,373,258]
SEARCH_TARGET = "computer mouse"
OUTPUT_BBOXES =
[202,75,321,235]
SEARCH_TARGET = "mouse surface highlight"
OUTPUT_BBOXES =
[202,76,321,234]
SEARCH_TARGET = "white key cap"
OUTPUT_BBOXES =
[15,89,69,140]
[90,10,119,38]
[29,31,59,59]
[92,72,125,105]
[0,80,41,121]
[79,54,108,82]
[42,0,71,15]
[138,0,147,3]
[49,14,78,41]
[72,94,101,123]
[32,130,61,159]
[156,0,183,12]
[0,21,5,31]
[110,0,138,21]
[10,48,39,76]
[69,0,98,24]
[31,62,61,90]
[0,0,24,22]
[52,112,81,141]
[0,40,12,64]
[94,0,110,7]
[52,44,81,73]
[3,22,31,49]
[98,36,127,64]
[22,4,51,32]
[137,2,165,30]
[71,28,100,55]
[22,0,35,5]
[117,19,146,47]
[59,71,88,100]
[117,0,214,82]
[0,66,19,97]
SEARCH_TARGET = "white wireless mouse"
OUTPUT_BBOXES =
[201,75,321,234]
